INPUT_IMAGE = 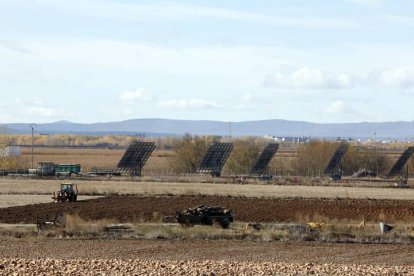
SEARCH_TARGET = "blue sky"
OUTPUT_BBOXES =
[1,0,414,124]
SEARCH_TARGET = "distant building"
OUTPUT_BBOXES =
[264,135,309,143]
[0,146,21,157]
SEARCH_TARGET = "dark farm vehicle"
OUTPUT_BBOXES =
[176,205,233,229]
[37,213,66,231]
[52,183,78,202]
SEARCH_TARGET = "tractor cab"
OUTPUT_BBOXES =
[52,183,78,202]
[61,183,76,193]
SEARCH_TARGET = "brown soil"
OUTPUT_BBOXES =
[1,195,414,224]
[1,240,414,266]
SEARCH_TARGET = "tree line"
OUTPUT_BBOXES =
[169,136,400,177]
[0,134,412,176]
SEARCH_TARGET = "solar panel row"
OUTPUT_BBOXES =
[387,146,414,178]
[250,143,279,176]
[117,141,156,176]
[324,143,349,178]
[115,141,414,179]
[197,142,234,177]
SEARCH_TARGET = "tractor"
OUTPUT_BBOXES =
[52,183,78,202]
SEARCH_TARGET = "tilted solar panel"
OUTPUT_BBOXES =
[387,146,414,178]
[197,142,234,177]
[117,141,156,176]
[250,143,279,176]
[324,143,349,177]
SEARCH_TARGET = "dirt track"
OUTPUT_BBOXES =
[1,195,414,224]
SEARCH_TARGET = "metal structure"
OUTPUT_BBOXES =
[117,141,156,176]
[37,162,56,176]
[324,142,349,180]
[37,213,66,231]
[89,167,121,176]
[197,142,234,177]
[55,164,81,176]
[249,143,279,176]
[35,162,81,177]
[387,146,414,178]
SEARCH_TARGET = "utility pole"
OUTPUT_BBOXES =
[31,124,34,169]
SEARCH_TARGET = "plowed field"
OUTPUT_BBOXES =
[1,195,414,224]
[1,240,414,266]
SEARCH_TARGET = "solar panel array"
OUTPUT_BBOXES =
[387,146,414,178]
[117,141,156,176]
[324,143,349,177]
[250,143,279,176]
[197,142,234,177]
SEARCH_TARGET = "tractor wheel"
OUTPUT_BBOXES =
[202,216,213,225]
[219,219,230,229]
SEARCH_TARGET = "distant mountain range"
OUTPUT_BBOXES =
[2,119,414,139]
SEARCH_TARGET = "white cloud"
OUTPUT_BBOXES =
[375,66,414,88]
[15,96,68,119]
[325,101,346,114]
[323,100,373,122]
[240,93,265,104]
[0,40,32,54]
[236,93,269,109]
[158,99,219,110]
[265,67,355,89]
[26,106,65,118]
[0,40,282,80]
[120,89,153,104]
[15,97,45,106]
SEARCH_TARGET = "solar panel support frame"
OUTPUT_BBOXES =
[323,142,349,180]
[387,146,414,179]
[249,143,279,177]
[197,142,234,177]
[116,141,156,176]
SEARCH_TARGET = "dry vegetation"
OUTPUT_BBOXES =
[2,134,414,177]
[0,194,57,208]
[17,147,173,173]
[1,178,414,200]
[60,217,414,244]
[2,213,414,245]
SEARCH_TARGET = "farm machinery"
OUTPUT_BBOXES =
[37,213,66,231]
[52,183,78,202]
[176,205,233,229]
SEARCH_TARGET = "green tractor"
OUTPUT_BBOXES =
[52,183,78,202]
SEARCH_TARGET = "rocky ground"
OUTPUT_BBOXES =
[1,239,414,275]
[1,258,413,275]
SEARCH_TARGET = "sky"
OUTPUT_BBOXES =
[1,0,414,124]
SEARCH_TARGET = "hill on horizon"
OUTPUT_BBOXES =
[2,118,414,139]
